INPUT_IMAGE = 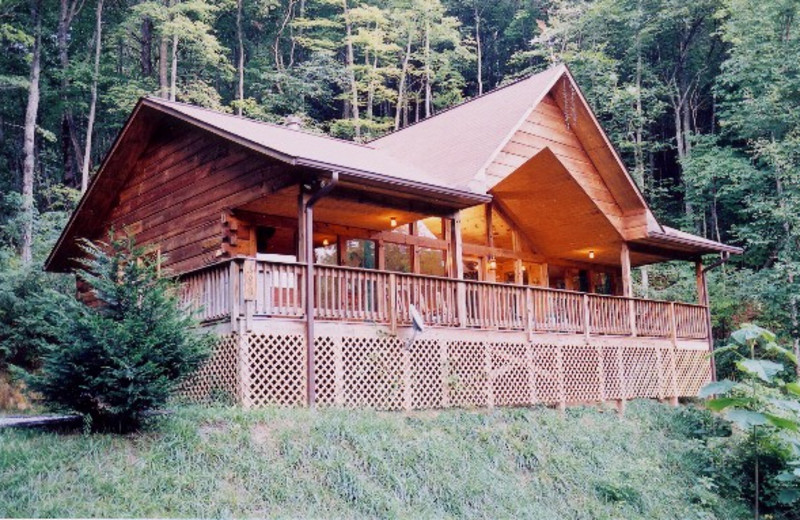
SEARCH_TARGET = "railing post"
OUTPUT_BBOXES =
[457,281,468,328]
[525,287,534,342]
[242,258,256,332]
[229,259,240,330]
[582,293,591,341]
[669,302,679,406]
[628,298,637,337]
[389,273,397,334]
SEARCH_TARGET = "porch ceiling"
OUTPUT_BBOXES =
[490,147,624,266]
[237,183,445,232]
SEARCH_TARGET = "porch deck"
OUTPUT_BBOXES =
[177,258,713,411]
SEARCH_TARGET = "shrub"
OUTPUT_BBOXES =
[23,236,212,432]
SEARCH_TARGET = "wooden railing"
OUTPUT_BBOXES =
[179,259,710,341]
[179,262,231,322]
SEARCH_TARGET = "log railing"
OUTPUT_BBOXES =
[179,259,710,340]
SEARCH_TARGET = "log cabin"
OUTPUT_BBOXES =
[46,64,742,411]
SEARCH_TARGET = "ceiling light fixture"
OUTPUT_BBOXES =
[589,250,595,259]
[390,217,397,228]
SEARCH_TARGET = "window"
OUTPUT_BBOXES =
[385,243,411,272]
[255,226,275,254]
[419,247,446,277]
[343,239,376,269]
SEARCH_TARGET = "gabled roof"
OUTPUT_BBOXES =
[46,64,741,272]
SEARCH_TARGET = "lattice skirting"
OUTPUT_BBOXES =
[179,327,712,410]
[178,333,240,403]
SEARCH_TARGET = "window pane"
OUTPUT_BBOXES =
[314,244,337,265]
[344,239,376,268]
[385,243,411,272]
[419,247,446,276]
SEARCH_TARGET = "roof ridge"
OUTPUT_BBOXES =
[143,96,378,150]
[367,64,565,144]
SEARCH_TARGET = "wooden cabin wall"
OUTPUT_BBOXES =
[102,122,291,275]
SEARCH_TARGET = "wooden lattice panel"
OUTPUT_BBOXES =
[491,343,531,407]
[601,346,624,401]
[314,336,339,406]
[341,336,405,409]
[179,333,239,403]
[247,333,306,407]
[621,346,660,399]
[660,347,678,398]
[562,346,603,402]
[446,341,488,407]
[410,339,446,410]
[531,344,562,404]
[674,348,712,396]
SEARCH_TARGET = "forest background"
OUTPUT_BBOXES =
[1,0,798,352]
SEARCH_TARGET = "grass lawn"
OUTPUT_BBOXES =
[0,400,748,519]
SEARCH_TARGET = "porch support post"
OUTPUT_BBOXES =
[485,204,496,282]
[302,173,339,408]
[695,260,707,305]
[696,259,717,382]
[620,242,633,298]
[451,212,467,327]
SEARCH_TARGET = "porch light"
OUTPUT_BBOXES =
[589,250,595,259]
[488,256,497,270]
[390,217,397,228]
[322,238,329,246]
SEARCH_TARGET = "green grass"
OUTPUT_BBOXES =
[0,401,748,519]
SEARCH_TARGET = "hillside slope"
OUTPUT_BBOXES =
[0,401,748,518]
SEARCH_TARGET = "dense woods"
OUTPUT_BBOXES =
[0,0,799,343]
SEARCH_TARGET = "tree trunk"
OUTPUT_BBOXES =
[81,0,104,194]
[394,30,412,131]
[141,18,153,77]
[343,0,360,138]
[236,0,244,115]
[21,0,42,264]
[159,0,169,99]
[170,32,178,101]
[424,19,432,118]
[58,0,84,187]
[474,6,482,95]
[159,37,168,97]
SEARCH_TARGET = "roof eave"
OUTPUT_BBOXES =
[643,230,744,256]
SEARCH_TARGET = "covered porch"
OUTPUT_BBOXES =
[177,166,723,410]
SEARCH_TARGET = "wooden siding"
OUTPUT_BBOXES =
[485,94,625,234]
[103,123,293,274]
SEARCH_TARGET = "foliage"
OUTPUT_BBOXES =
[0,401,750,518]
[20,236,212,432]
[701,324,800,516]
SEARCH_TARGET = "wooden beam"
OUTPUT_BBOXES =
[231,210,449,251]
[620,242,632,297]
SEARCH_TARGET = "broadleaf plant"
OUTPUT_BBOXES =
[701,324,800,518]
